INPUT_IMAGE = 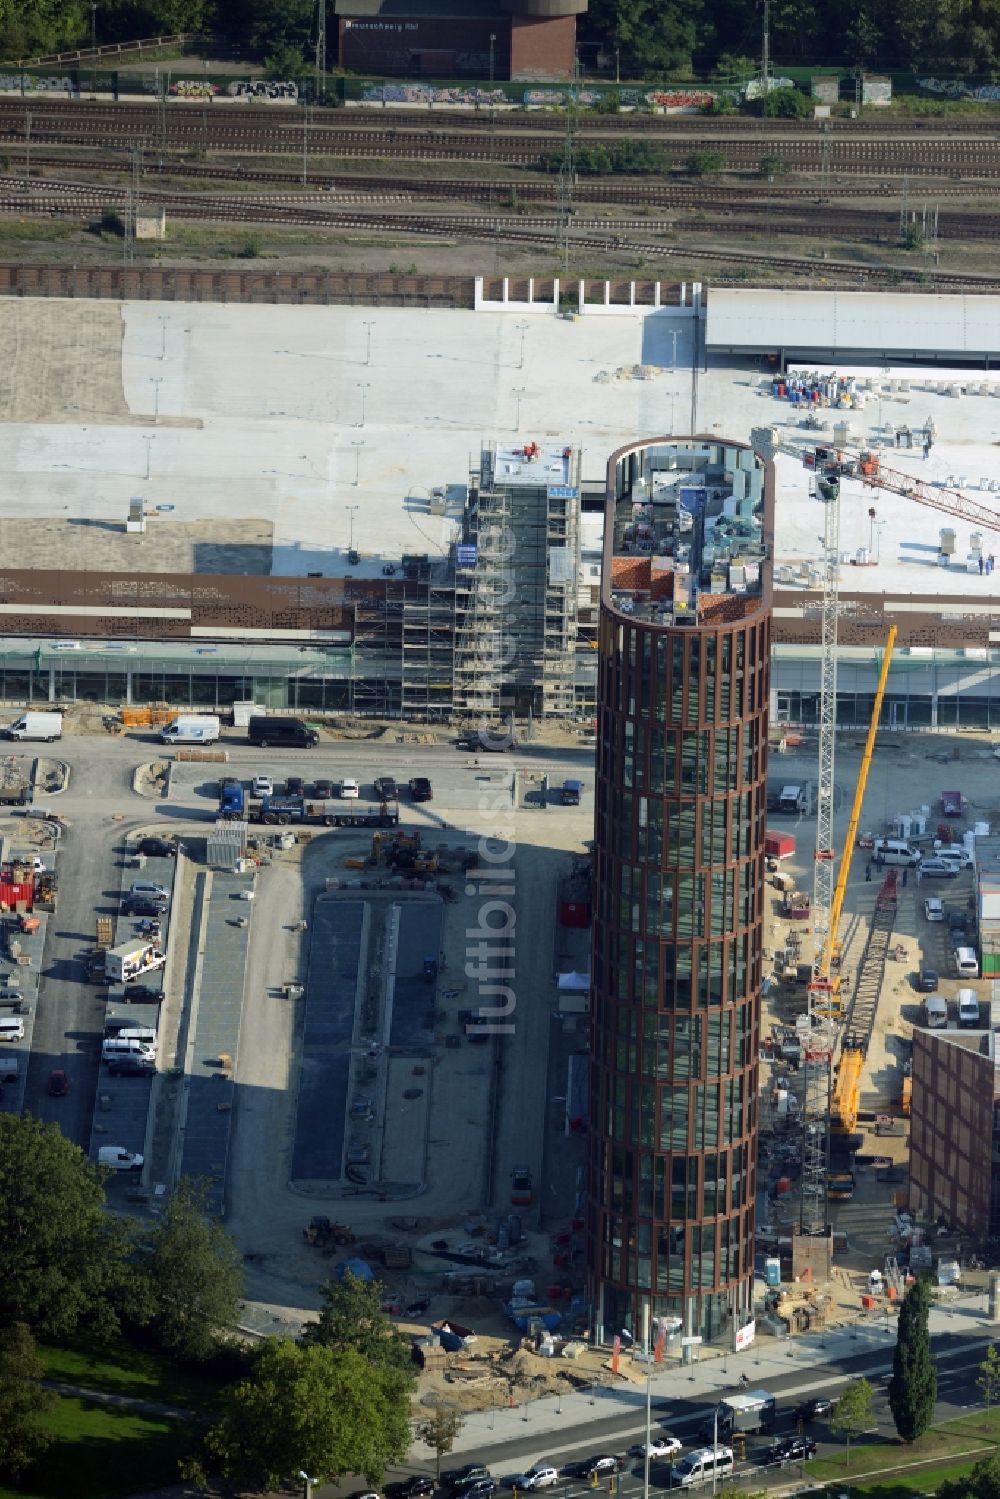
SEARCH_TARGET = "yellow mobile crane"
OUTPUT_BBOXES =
[808,623,898,1016]
[800,624,896,1224]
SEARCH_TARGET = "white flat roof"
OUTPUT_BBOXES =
[1,295,1000,608]
[707,289,1000,358]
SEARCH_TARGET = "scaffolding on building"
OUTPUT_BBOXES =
[453,442,582,720]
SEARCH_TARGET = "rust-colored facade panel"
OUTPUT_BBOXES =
[509,13,578,76]
[773,589,1000,649]
[909,1030,996,1238]
[0,569,356,638]
[587,437,772,1345]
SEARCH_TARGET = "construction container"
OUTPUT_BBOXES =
[765,831,796,860]
[765,1257,781,1287]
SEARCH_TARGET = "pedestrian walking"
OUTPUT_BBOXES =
[916,864,922,886]
[865,862,872,881]
[980,556,985,575]
[989,554,996,575]
[902,868,908,887]
[923,442,930,459]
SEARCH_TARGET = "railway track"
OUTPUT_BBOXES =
[3,100,1000,176]
[7,172,998,242]
[7,121,1000,175]
[4,186,997,249]
[2,96,1000,138]
[19,150,1000,202]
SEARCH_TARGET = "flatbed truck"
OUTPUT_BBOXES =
[249,796,399,828]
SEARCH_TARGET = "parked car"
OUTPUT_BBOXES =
[124,899,167,918]
[121,984,163,1004]
[581,1458,621,1479]
[918,858,960,879]
[914,967,939,993]
[286,775,305,798]
[374,775,398,801]
[46,1068,69,1097]
[313,777,334,800]
[386,1478,434,1499]
[444,1468,491,1490]
[138,836,175,858]
[458,1483,495,1499]
[409,777,433,802]
[631,1437,683,1460]
[251,775,274,798]
[452,1476,494,1495]
[504,1469,557,1491]
[923,897,945,922]
[948,909,967,935]
[791,1398,833,1423]
[763,1437,817,1466]
[130,880,169,900]
[107,1057,156,1078]
[339,777,360,800]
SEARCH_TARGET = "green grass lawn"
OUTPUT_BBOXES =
[802,1405,1000,1495]
[0,1336,229,1499]
[0,1394,191,1499]
[39,1336,226,1413]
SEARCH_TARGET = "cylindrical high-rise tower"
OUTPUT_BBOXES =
[587,436,773,1348]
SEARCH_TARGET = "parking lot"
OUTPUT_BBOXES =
[761,729,1000,1264]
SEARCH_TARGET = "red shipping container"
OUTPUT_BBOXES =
[765,831,796,859]
[559,899,591,928]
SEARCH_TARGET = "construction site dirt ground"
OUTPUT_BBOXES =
[759,729,1000,1292]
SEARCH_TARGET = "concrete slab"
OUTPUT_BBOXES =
[2,296,1000,605]
[380,1053,429,1188]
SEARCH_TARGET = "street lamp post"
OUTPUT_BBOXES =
[364,319,375,366]
[151,376,162,423]
[142,434,154,481]
[513,385,526,431]
[158,313,167,360]
[357,382,370,428]
[345,503,359,553]
[671,328,678,372]
[351,439,364,486]
[516,319,528,370]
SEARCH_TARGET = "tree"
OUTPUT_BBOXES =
[192,1339,410,1491]
[938,1452,1000,1499]
[138,1179,245,1362]
[415,1408,463,1482]
[0,1323,56,1483]
[0,1115,129,1338]
[889,1276,937,1442]
[303,1272,413,1375]
[830,1377,875,1466]
[686,150,726,177]
[979,1345,1000,1411]
[763,87,811,118]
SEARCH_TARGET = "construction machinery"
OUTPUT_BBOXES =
[303,1216,355,1249]
[799,516,898,1238]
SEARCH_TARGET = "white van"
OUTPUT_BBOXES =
[97,1146,143,1172]
[923,994,948,1028]
[670,1448,735,1488]
[873,839,920,867]
[954,946,980,979]
[2,711,62,742]
[934,845,975,869]
[104,1024,157,1046]
[0,1015,24,1042]
[102,1037,156,1063]
[958,988,981,1027]
[159,715,221,745]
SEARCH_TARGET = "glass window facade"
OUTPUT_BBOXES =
[588,439,772,1347]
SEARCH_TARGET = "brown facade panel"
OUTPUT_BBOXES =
[909,1031,995,1239]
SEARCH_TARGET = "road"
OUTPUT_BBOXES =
[397,1329,997,1497]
